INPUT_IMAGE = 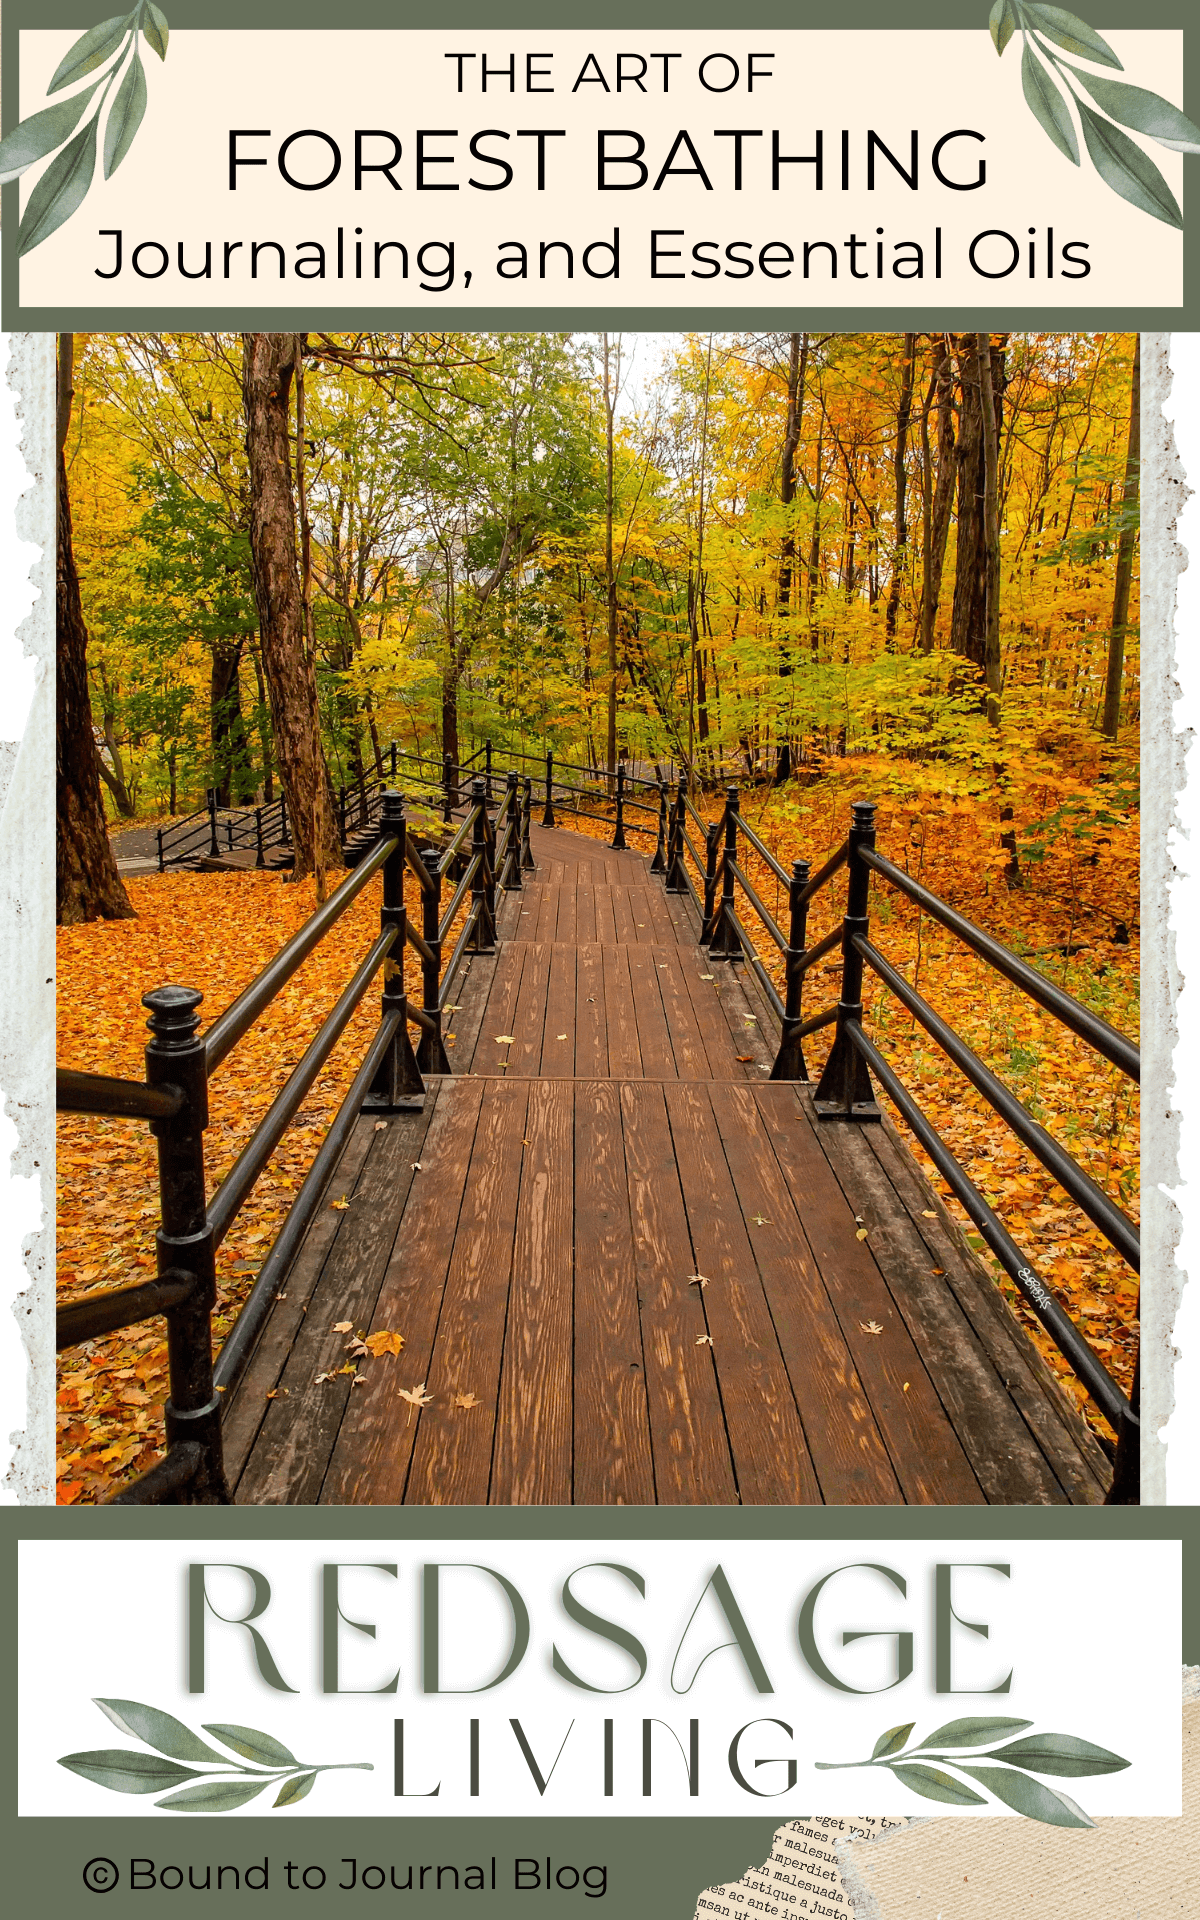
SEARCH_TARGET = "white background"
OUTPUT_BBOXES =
[17,1537,1183,1817]
[14,30,1187,310]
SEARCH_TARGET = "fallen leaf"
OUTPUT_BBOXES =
[397,1381,434,1423]
[333,1321,354,1334]
[330,1198,351,1211]
[274,1292,287,1301]
[453,1392,482,1410]
[903,1382,910,1392]
[699,974,714,980]
[557,1033,568,1041]
[695,1334,714,1346]
[687,1274,712,1288]
[351,1374,368,1388]
[931,1268,945,1276]
[495,1034,515,1044]
[922,1209,937,1218]
[314,1372,334,1384]
[374,1121,389,1131]
[736,1054,756,1062]
[411,1162,423,1171]
[743,1015,757,1023]
[861,1321,884,1335]
[363,1329,405,1357]
[750,1213,771,1227]
[856,1227,869,1241]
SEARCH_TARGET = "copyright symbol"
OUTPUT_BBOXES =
[83,1858,119,1893]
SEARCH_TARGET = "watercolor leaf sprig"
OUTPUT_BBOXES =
[58,1698,372,1812]
[0,5,169,257]
[817,1713,1129,1827]
[990,2,1199,227]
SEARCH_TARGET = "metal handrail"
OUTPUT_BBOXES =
[56,1068,182,1123]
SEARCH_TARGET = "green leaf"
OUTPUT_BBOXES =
[957,1765,1096,1826]
[1022,44,1079,164]
[58,1748,202,1795]
[1023,5,1123,69]
[990,0,1017,56]
[888,1763,988,1806]
[202,1723,299,1767]
[917,1716,1034,1750]
[143,4,170,60]
[983,1732,1131,1776]
[17,116,97,256]
[94,1699,232,1765]
[274,1770,317,1807]
[872,1723,915,1759]
[47,16,132,95]
[104,49,146,178]
[1079,101,1183,228]
[155,1778,272,1813]
[1064,67,1200,153]
[0,83,100,186]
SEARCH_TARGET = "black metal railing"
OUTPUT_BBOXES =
[652,787,1141,1503]
[56,784,500,1505]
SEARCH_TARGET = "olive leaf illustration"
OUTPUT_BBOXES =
[58,1699,373,1812]
[817,1714,1130,1827]
[990,2,1199,228]
[0,3,169,257]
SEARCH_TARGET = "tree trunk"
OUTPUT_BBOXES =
[975,332,1003,725]
[919,336,957,652]
[210,638,250,805]
[56,334,135,925]
[885,333,916,645]
[775,331,807,782]
[950,333,1007,703]
[1103,335,1140,741]
[241,332,339,883]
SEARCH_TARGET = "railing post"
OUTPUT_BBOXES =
[770,858,812,1081]
[521,774,536,869]
[363,791,425,1112]
[503,772,523,891]
[443,751,456,822]
[417,849,452,1075]
[207,787,219,857]
[468,778,496,953]
[391,742,398,779]
[279,791,290,848]
[650,779,668,874]
[157,827,165,874]
[708,785,742,959]
[1106,1349,1140,1505]
[543,748,556,828]
[814,801,881,1120]
[254,808,265,869]
[611,761,628,849]
[485,739,493,801]
[665,774,686,893]
[141,985,227,1503]
[699,819,721,941]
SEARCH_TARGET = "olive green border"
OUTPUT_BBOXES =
[2,1508,1196,1917]
[3,2,1196,326]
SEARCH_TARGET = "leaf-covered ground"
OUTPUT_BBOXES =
[55,863,472,1504]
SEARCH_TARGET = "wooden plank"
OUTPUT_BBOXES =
[812,1112,1071,1505]
[442,946,494,1075]
[235,1096,438,1505]
[225,1113,380,1487]
[650,946,712,1081]
[533,882,559,943]
[575,944,608,1077]
[472,940,528,1076]
[492,1079,575,1503]
[575,880,597,944]
[603,944,643,1079]
[863,1113,1110,1501]
[675,958,747,1082]
[642,882,681,947]
[663,1082,823,1505]
[540,946,578,1078]
[573,1080,657,1503]
[593,884,617,945]
[555,880,578,948]
[626,945,677,1081]
[706,1082,903,1505]
[610,883,638,945]
[618,1081,738,1504]
[321,1078,486,1505]
[508,940,552,1077]
[753,1085,986,1505]
[405,1078,531,1504]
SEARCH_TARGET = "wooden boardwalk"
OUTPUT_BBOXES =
[228,826,1111,1506]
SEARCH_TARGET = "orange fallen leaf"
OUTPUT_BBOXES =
[453,1392,483,1410]
[363,1329,405,1357]
[861,1321,884,1335]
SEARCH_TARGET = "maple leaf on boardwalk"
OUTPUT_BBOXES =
[330,1198,351,1211]
[453,1392,483,1410]
[750,1213,771,1227]
[856,1228,870,1241]
[494,1034,515,1044]
[397,1381,434,1424]
[363,1329,405,1357]
[736,1055,756,1063]
[333,1321,354,1334]
[374,1121,389,1132]
[861,1321,884,1335]
[696,1334,714,1346]
[687,1274,712,1287]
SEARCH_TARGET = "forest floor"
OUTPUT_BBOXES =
[57,756,1139,1500]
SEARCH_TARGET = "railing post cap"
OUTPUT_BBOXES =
[726,783,740,805]
[142,985,204,1041]
[471,776,485,799]
[793,858,811,882]
[851,799,876,831]
[381,787,406,817]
